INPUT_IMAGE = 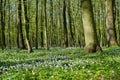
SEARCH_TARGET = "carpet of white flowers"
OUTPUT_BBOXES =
[0,47,120,80]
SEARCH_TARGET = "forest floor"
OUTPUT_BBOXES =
[0,47,120,80]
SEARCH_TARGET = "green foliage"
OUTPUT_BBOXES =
[0,47,120,80]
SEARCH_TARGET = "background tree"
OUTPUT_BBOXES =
[106,0,118,46]
[43,0,48,49]
[0,0,6,49]
[23,0,32,53]
[63,0,68,47]
[8,0,11,49]
[49,0,54,47]
[67,0,75,46]
[17,0,26,49]
[35,0,38,49]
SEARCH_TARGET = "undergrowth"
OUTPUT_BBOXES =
[0,47,120,80]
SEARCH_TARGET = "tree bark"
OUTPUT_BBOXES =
[35,0,38,49]
[23,0,32,53]
[40,0,44,47]
[106,0,118,46]
[18,0,26,49]
[81,0,102,53]
[43,0,48,49]
[68,0,75,46]
[50,0,54,47]
[8,0,11,49]
[63,0,68,47]
[0,0,6,49]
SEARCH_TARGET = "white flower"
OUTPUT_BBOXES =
[82,66,85,69]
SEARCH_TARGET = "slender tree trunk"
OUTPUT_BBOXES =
[16,15,20,48]
[63,0,68,47]
[0,0,1,48]
[8,0,11,49]
[16,16,20,48]
[106,0,118,46]
[1,0,6,49]
[81,0,102,53]
[50,0,53,47]
[40,0,44,47]
[16,0,20,48]
[99,0,103,47]
[43,0,48,49]
[35,0,38,49]
[23,0,32,53]
[116,0,120,44]
[68,0,75,46]
[58,0,62,47]
[18,0,26,49]
[101,0,107,46]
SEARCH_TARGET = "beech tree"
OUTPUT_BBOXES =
[8,0,11,49]
[81,0,102,53]
[0,0,6,49]
[106,0,118,46]
[63,0,68,47]
[17,0,26,49]
[43,0,48,49]
[23,0,32,53]
[68,0,75,46]
[35,0,38,49]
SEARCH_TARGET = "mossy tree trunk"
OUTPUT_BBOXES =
[81,0,102,53]
[106,0,118,46]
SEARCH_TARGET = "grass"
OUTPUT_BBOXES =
[0,47,120,80]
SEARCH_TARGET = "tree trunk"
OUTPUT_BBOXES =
[18,0,26,49]
[43,0,48,49]
[35,0,38,49]
[106,0,118,46]
[63,0,68,47]
[50,0,53,47]
[40,0,44,47]
[0,0,6,49]
[23,0,32,53]
[8,0,11,49]
[81,0,102,53]
[68,0,75,46]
